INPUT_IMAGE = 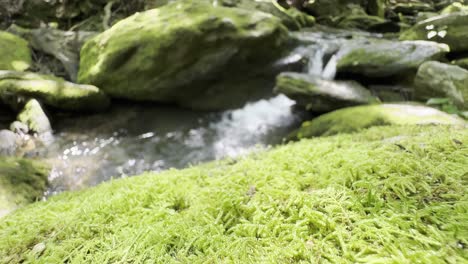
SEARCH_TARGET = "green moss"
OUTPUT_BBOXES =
[0,157,49,218]
[0,125,467,263]
[292,104,466,139]
[78,1,289,110]
[0,71,110,112]
[0,31,32,72]
[453,57,468,70]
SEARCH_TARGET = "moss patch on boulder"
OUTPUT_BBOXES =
[0,157,49,218]
[78,1,289,110]
[0,31,31,72]
[0,71,110,112]
[292,104,465,139]
[0,125,467,262]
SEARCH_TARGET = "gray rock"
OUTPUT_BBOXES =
[400,12,468,53]
[275,72,379,112]
[414,61,468,109]
[336,39,449,78]
[0,129,18,155]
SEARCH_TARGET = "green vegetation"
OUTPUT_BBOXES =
[0,31,31,72]
[291,104,465,139]
[1,125,467,263]
[0,158,49,218]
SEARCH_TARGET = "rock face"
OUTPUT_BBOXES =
[275,72,378,112]
[400,12,468,53]
[292,103,466,139]
[336,39,449,78]
[0,157,49,217]
[0,71,110,111]
[17,99,52,134]
[414,61,468,109]
[0,31,31,72]
[78,2,289,110]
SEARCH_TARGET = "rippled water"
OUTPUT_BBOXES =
[36,95,304,194]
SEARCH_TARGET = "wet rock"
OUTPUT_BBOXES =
[0,130,18,155]
[291,103,466,139]
[0,157,49,217]
[414,61,468,109]
[0,71,110,112]
[336,39,449,78]
[275,72,378,112]
[440,2,468,14]
[336,8,390,31]
[0,31,31,71]
[78,1,289,110]
[17,99,52,134]
[400,12,468,53]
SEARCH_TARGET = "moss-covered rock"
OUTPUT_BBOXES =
[452,57,468,69]
[17,99,52,134]
[275,72,378,112]
[440,2,468,14]
[0,157,49,218]
[0,31,31,72]
[414,61,468,109]
[78,1,289,110]
[400,12,468,53]
[292,104,465,139]
[0,71,110,112]
[0,125,467,262]
[336,39,449,78]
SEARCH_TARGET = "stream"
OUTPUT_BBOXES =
[34,95,305,194]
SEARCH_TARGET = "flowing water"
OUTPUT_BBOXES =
[34,95,305,194]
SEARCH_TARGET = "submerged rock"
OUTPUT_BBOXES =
[400,12,468,53]
[0,31,31,72]
[0,157,49,217]
[336,39,449,78]
[0,71,110,112]
[292,103,466,139]
[78,2,289,110]
[414,61,468,109]
[275,72,378,112]
[17,99,52,135]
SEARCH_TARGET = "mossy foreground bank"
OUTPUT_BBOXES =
[1,125,467,263]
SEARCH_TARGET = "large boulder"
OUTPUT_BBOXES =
[275,72,378,112]
[0,157,49,217]
[414,61,468,109]
[0,31,31,72]
[336,39,449,78]
[400,12,468,53]
[291,103,466,139]
[78,2,289,110]
[0,71,110,112]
